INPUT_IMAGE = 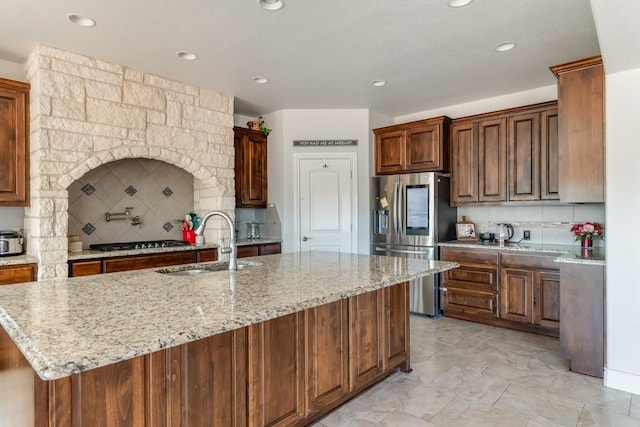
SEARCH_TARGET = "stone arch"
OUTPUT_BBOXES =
[57,147,215,190]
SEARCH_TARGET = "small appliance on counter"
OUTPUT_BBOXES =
[247,222,260,240]
[496,223,515,245]
[478,232,495,244]
[0,230,24,256]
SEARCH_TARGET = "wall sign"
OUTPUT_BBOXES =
[293,139,358,147]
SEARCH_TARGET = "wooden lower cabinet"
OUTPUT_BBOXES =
[500,268,560,331]
[248,313,306,427]
[441,247,560,336]
[2,282,409,426]
[305,300,349,418]
[560,263,604,378]
[0,263,37,285]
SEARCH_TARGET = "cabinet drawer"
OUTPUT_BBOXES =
[501,252,558,271]
[440,247,498,266]
[258,242,281,255]
[441,287,497,319]
[0,264,37,285]
[69,260,103,277]
[197,248,218,262]
[104,252,197,273]
[237,245,259,258]
[444,265,498,291]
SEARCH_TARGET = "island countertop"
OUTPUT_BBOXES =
[0,251,458,381]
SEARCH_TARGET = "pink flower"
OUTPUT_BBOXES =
[583,223,595,233]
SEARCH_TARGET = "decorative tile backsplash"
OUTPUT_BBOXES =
[68,158,194,248]
[458,204,606,247]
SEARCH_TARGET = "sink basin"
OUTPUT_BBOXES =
[156,261,260,276]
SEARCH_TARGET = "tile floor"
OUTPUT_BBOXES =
[314,316,640,427]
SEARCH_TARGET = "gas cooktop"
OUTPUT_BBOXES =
[89,240,190,252]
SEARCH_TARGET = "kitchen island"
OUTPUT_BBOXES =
[0,251,458,426]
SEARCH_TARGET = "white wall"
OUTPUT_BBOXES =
[264,109,371,254]
[603,68,640,394]
[395,85,557,122]
[0,59,25,81]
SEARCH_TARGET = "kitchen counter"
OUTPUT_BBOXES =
[0,251,457,380]
[0,254,38,266]
[439,240,606,266]
[67,238,282,261]
[439,240,575,254]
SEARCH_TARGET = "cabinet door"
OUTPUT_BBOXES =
[405,124,442,172]
[478,118,507,202]
[500,268,534,323]
[382,282,410,372]
[374,130,405,174]
[534,270,560,330]
[305,300,349,417]
[0,78,29,206]
[450,122,478,204]
[348,290,383,391]
[248,313,305,427]
[508,112,540,201]
[540,108,560,200]
[553,58,605,203]
[196,248,218,262]
[235,128,268,208]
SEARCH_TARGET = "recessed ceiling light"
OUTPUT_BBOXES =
[494,41,517,52]
[177,51,198,61]
[371,80,387,87]
[259,0,285,11]
[253,76,269,84]
[448,0,473,7]
[67,14,96,27]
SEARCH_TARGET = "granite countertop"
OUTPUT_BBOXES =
[0,252,458,380]
[0,254,39,266]
[439,240,606,266]
[67,238,282,261]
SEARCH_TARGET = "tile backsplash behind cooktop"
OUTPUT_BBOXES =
[67,158,194,249]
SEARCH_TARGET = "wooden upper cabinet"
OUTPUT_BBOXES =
[478,117,507,202]
[374,116,451,175]
[508,112,540,201]
[0,78,30,206]
[450,101,558,206]
[540,108,560,200]
[450,121,478,204]
[234,126,268,208]
[551,56,605,203]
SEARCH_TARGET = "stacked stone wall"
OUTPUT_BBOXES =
[25,45,234,279]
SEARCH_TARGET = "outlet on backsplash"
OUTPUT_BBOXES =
[523,230,531,240]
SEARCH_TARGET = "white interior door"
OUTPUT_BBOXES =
[295,154,356,254]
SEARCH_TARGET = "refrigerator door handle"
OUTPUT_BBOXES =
[396,181,403,236]
[393,180,400,236]
[374,246,430,256]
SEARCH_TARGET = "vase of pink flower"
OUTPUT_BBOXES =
[570,222,604,250]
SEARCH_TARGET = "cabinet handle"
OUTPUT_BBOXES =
[439,286,448,292]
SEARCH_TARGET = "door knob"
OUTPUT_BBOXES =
[302,236,312,241]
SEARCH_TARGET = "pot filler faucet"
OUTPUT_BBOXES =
[195,211,237,271]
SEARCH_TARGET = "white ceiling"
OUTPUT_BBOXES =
[0,0,607,117]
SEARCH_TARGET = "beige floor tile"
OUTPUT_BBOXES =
[494,382,583,426]
[514,331,561,352]
[630,394,640,419]
[578,405,640,426]
[319,395,393,426]
[549,372,632,416]
[482,357,560,389]
[375,409,438,426]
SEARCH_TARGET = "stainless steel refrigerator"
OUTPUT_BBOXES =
[371,172,456,316]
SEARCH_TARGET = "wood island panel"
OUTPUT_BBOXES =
[1,281,411,426]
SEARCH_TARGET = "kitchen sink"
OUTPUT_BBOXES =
[156,260,261,276]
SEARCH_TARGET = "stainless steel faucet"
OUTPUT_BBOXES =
[194,211,237,270]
